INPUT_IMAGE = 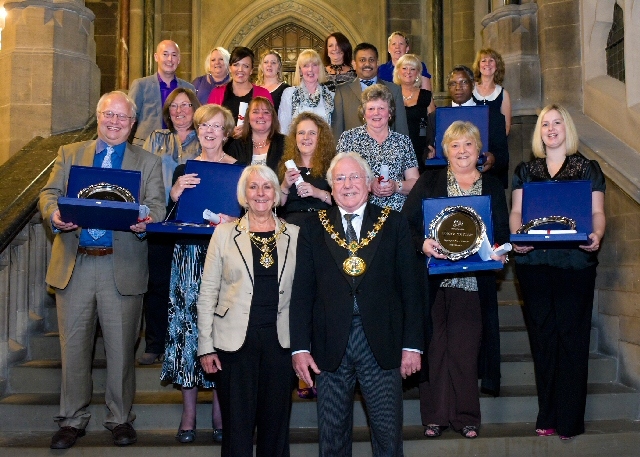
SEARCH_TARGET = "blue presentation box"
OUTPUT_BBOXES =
[423,195,503,275]
[58,166,141,231]
[147,160,245,235]
[510,180,592,246]
[425,105,489,167]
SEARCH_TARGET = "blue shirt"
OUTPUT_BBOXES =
[78,140,127,247]
[377,60,432,83]
[158,73,178,128]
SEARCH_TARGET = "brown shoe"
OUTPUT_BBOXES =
[51,426,86,449]
[112,423,137,446]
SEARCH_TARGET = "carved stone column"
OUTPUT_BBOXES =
[0,0,100,165]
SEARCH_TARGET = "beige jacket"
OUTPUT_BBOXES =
[197,216,299,354]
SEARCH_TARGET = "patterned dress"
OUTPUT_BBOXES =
[337,125,418,211]
[160,242,214,388]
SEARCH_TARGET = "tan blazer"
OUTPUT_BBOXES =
[331,78,409,141]
[197,216,299,354]
[39,140,166,295]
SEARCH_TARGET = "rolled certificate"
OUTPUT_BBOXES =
[237,102,248,126]
[285,159,304,185]
[379,164,390,182]
[492,243,512,256]
[203,209,221,225]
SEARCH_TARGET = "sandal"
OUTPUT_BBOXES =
[460,425,478,439]
[424,424,446,438]
[536,428,556,436]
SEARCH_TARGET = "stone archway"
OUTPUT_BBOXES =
[192,0,386,79]
[250,22,325,85]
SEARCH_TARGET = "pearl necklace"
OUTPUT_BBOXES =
[252,139,270,149]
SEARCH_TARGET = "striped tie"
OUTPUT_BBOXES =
[88,146,115,240]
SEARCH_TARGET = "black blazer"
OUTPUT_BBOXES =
[401,168,509,393]
[226,133,285,173]
[289,204,423,372]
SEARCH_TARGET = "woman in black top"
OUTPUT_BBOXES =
[510,104,606,440]
[393,53,435,172]
[226,96,285,172]
[278,112,335,227]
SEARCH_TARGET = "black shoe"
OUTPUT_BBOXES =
[51,426,86,449]
[112,423,137,446]
[176,429,196,443]
[212,428,223,443]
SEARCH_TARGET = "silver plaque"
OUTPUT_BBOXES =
[77,183,135,203]
[516,215,576,234]
[429,206,486,261]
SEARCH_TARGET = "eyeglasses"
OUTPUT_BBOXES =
[198,122,225,131]
[99,111,134,121]
[333,173,364,184]
[447,80,471,88]
[169,103,193,110]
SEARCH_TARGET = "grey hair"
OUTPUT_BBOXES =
[326,152,374,185]
[447,65,474,84]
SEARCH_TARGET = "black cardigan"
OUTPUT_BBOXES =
[226,132,285,173]
[401,167,509,394]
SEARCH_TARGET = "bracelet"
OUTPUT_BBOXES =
[322,192,329,203]
[396,180,403,193]
[281,187,290,195]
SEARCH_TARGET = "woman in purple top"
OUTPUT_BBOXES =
[192,47,231,105]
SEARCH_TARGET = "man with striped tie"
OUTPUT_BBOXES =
[39,91,165,449]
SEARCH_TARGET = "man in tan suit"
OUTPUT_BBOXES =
[331,42,409,141]
[39,91,165,449]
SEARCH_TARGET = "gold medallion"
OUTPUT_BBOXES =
[260,252,275,269]
[343,256,366,276]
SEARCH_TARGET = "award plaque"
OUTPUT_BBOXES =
[429,206,486,261]
[516,215,576,234]
[77,183,136,203]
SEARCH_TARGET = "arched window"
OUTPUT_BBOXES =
[251,23,325,85]
[606,3,625,83]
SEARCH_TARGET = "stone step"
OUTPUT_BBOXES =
[2,420,640,457]
[9,352,616,394]
[499,326,598,355]
[1,383,637,432]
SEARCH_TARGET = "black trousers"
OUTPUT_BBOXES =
[216,325,294,457]
[516,263,597,437]
[420,287,482,431]
[142,235,174,354]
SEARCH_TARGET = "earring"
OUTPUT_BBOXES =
[415,76,419,83]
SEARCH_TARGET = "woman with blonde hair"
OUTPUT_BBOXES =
[256,50,290,112]
[472,48,512,135]
[278,49,334,135]
[192,46,231,105]
[393,53,435,172]
[510,104,605,440]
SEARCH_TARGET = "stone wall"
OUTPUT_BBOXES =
[86,0,119,94]
[159,0,192,82]
[595,179,640,389]
[387,0,432,78]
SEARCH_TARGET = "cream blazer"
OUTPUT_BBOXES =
[197,216,299,354]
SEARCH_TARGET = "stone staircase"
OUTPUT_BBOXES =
[1,272,640,456]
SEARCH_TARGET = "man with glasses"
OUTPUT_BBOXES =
[427,65,509,187]
[290,152,422,456]
[129,40,195,146]
[39,91,165,449]
[332,42,409,140]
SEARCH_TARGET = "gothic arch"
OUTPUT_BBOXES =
[192,0,383,78]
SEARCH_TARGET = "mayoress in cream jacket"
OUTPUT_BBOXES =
[196,164,298,456]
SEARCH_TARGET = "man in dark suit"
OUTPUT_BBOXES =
[290,152,423,456]
[332,43,409,141]
[128,40,195,146]
[39,91,165,449]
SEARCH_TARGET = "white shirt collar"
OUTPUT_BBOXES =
[451,98,476,107]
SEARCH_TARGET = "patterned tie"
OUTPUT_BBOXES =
[360,79,374,87]
[88,146,115,240]
[344,213,360,314]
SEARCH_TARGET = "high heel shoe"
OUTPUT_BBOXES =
[176,429,196,443]
[212,429,223,443]
[536,428,556,436]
